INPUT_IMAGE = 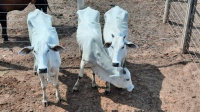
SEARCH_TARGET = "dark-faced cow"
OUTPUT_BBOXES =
[18,9,64,106]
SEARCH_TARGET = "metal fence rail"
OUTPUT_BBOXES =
[163,0,200,84]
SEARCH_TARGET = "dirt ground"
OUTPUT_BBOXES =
[0,0,200,112]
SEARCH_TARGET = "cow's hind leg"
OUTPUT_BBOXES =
[39,75,48,106]
[52,70,61,102]
[73,60,85,92]
[0,13,8,41]
[105,82,111,95]
[91,71,97,88]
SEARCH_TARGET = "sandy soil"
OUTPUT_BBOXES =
[0,0,200,112]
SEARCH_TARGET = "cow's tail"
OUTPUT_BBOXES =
[77,0,85,10]
[43,0,51,12]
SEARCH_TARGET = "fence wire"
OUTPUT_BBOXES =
[166,0,200,85]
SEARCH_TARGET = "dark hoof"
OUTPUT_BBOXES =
[72,89,78,93]
[3,39,9,43]
[92,85,98,89]
[43,102,48,107]
[3,36,8,42]
[57,99,62,103]
[104,90,111,95]
[34,72,38,76]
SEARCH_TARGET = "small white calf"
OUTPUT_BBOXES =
[73,7,134,93]
[18,9,64,106]
[103,6,138,67]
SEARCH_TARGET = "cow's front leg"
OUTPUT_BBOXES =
[39,74,48,106]
[91,72,97,88]
[73,60,85,92]
[52,70,61,102]
[105,81,111,95]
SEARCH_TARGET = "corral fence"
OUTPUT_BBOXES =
[163,0,200,73]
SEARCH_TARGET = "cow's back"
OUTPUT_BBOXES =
[103,6,129,42]
[27,9,54,44]
[77,7,100,24]
[77,7,105,63]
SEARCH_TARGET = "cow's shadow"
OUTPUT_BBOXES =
[52,61,164,111]
[100,61,165,111]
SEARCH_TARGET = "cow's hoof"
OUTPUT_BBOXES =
[3,39,9,43]
[104,90,111,95]
[72,89,78,93]
[57,99,62,103]
[91,84,98,89]
[43,102,48,107]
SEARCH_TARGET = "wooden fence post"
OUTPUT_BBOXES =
[182,0,197,54]
[163,0,171,23]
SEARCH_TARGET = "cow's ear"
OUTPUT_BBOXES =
[49,44,65,51]
[125,41,138,48]
[104,42,112,48]
[18,46,34,55]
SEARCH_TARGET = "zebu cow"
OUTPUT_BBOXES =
[18,9,64,106]
[73,7,134,93]
[103,6,138,67]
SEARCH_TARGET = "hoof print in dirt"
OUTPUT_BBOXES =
[57,99,62,103]
[104,90,111,95]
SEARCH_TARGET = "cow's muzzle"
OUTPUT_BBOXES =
[39,68,47,73]
[112,63,119,67]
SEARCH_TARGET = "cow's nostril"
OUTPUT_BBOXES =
[112,63,119,67]
[39,68,47,73]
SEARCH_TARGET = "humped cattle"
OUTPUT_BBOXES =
[18,9,64,106]
[73,7,134,94]
[103,6,138,67]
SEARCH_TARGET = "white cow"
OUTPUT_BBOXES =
[18,9,64,106]
[73,7,134,93]
[103,6,138,67]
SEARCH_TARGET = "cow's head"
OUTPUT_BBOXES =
[110,67,134,92]
[18,42,64,74]
[104,34,138,67]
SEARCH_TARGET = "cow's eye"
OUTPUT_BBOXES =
[47,50,50,53]
[34,51,37,54]
[111,46,114,48]
[126,79,130,81]
[122,46,124,49]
